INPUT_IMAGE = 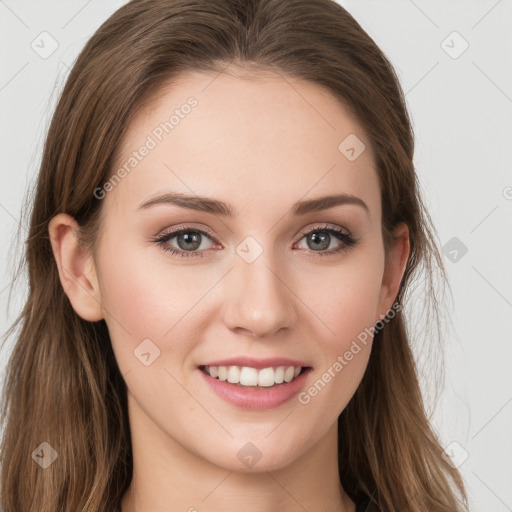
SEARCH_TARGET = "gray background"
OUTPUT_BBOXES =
[1,1,511,510]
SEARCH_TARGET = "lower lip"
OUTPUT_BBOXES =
[198,367,312,411]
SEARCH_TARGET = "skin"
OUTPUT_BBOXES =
[49,64,410,512]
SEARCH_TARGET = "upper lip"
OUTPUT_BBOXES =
[199,356,311,370]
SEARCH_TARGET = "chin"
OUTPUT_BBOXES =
[202,438,303,474]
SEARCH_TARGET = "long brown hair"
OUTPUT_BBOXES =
[0,0,468,510]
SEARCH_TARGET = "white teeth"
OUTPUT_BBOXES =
[227,366,240,384]
[203,365,304,387]
[257,367,275,387]
[218,366,227,381]
[284,366,295,382]
[274,366,285,384]
[240,366,258,386]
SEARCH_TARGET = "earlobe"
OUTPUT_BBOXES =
[376,222,410,322]
[48,213,104,322]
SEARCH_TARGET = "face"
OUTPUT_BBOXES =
[81,66,405,472]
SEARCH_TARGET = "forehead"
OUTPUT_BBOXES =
[106,67,380,221]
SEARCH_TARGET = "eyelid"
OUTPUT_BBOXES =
[152,221,357,259]
[292,222,351,242]
[155,223,219,241]
[155,222,352,244]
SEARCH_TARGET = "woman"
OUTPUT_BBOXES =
[0,0,468,510]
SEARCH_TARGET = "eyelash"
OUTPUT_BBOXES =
[151,223,357,260]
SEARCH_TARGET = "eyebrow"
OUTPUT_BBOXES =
[137,191,370,217]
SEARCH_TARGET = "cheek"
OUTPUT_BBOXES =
[98,221,384,368]
[291,249,383,405]
[293,256,383,423]
[298,251,384,349]
[95,236,210,369]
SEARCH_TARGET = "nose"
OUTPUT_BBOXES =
[222,253,298,338]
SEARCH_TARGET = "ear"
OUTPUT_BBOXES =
[48,213,104,322]
[375,222,410,323]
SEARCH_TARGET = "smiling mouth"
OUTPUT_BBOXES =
[199,364,310,388]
